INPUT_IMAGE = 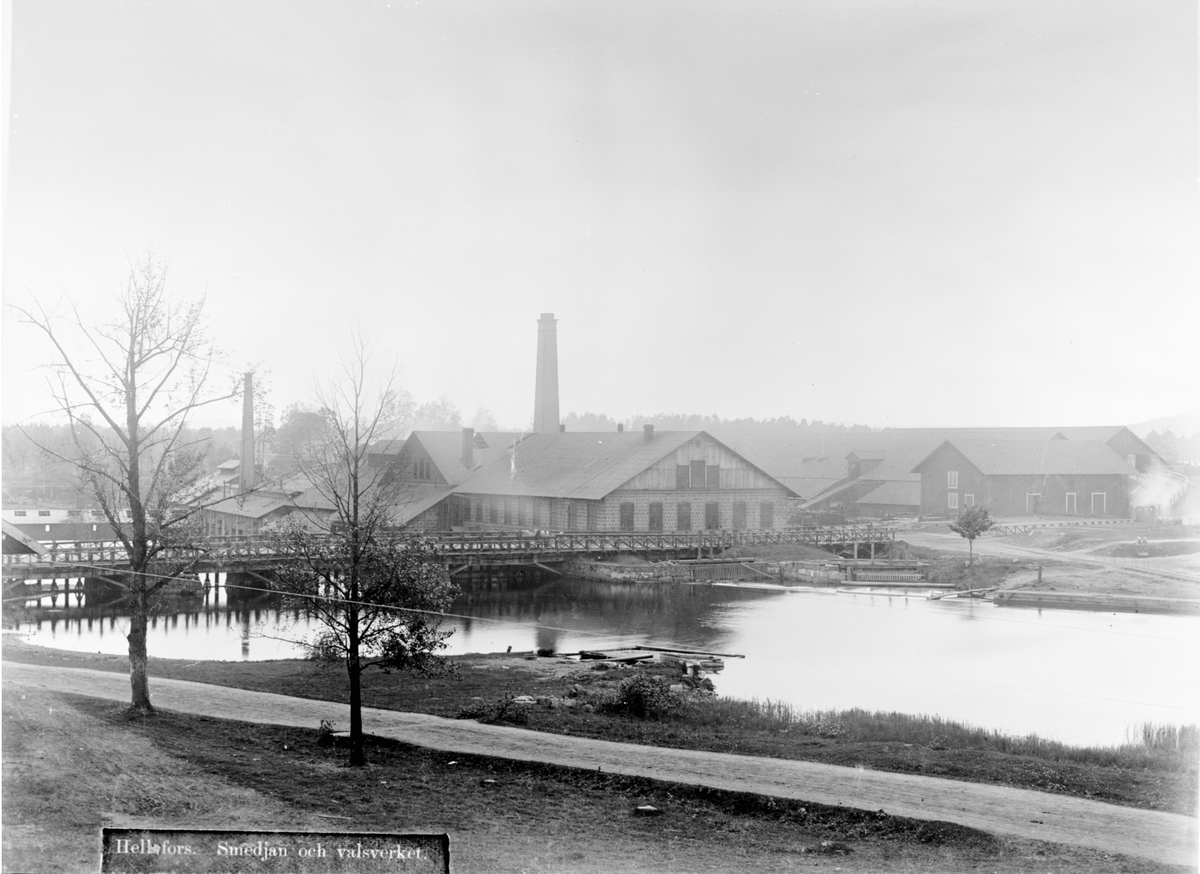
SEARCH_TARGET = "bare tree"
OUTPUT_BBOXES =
[270,339,456,766]
[12,255,238,712]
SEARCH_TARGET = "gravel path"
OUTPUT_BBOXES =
[900,529,1200,585]
[5,662,1196,866]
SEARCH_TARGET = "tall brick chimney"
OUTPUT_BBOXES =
[239,372,255,492]
[462,427,475,469]
[533,313,560,433]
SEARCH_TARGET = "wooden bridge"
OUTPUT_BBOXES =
[1,525,894,583]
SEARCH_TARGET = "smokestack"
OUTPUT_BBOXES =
[533,313,560,433]
[240,372,255,492]
[644,424,654,442]
[462,427,475,468]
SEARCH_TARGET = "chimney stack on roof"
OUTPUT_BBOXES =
[644,424,654,442]
[533,313,560,433]
[462,427,475,469]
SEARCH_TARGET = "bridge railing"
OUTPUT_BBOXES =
[3,525,894,575]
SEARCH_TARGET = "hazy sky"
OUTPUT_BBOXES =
[3,1,1198,430]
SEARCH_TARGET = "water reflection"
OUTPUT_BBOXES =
[6,575,1197,746]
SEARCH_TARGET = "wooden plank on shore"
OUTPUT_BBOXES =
[633,645,745,659]
[578,650,656,663]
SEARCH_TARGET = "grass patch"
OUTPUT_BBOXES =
[675,698,1199,772]
[5,637,1196,818]
[9,690,1055,874]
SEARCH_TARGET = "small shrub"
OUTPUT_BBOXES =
[317,718,337,747]
[455,693,529,725]
[601,674,679,720]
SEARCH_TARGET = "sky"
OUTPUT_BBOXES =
[3,0,1198,431]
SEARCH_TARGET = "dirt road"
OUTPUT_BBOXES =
[5,661,1196,867]
[901,528,1200,587]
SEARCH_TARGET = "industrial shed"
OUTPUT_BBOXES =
[911,439,1138,518]
[767,425,1162,520]
[396,426,796,533]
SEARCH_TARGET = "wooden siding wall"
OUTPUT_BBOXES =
[918,446,1131,517]
[620,437,782,490]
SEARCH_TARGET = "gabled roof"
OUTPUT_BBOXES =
[912,439,1137,477]
[855,480,921,507]
[778,476,843,500]
[451,430,796,500]
[205,493,295,519]
[410,431,525,486]
[389,484,456,526]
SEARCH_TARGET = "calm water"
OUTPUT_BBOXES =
[9,576,1198,747]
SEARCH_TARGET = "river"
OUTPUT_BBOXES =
[9,575,1197,748]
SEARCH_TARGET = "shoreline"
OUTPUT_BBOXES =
[3,635,1196,819]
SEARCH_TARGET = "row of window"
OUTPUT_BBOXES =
[10,510,53,517]
[949,492,1110,514]
[446,496,776,531]
[676,462,721,490]
[620,500,774,531]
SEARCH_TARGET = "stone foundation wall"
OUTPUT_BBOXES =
[564,559,690,583]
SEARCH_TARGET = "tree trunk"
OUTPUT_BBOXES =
[347,601,365,765]
[348,654,365,766]
[127,575,154,712]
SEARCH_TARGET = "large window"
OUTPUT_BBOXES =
[760,502,774,528]
[690,460,706,489]
[704,502,720,529]
[948,492,959,510]
[648,502,663,532]
[707,465,721,489]
[947,470,958,489]
[677,502,692,531]
[619,502,635,531]
[732,501,747,529]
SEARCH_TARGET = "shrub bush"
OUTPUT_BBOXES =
[600,673,679,719]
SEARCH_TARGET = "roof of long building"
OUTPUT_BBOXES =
[449,430,795,500]
[913,439,1137,477]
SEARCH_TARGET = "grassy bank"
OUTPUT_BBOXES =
[5,637,1195,817]
[8,685,1167,874]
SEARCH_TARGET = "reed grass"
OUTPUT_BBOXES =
[676,696,1197,772]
